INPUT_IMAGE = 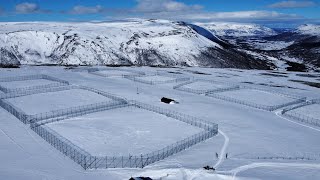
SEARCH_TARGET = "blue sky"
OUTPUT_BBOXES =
[0,0,319,27]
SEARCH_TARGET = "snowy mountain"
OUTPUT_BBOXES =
[296,24,320,36]
[0,19,269,69]
[196,22,277,37]
[199,22,320,71]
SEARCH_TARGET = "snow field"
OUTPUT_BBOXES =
[6,88,113,115]
[46,105,203,156]
[96,70,136,76]
[0,79,55,90]
[214,88,297,106]
[288,103,320,120]
[136,75,175,82]
[183,81,229,91]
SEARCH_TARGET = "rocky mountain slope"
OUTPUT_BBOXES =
[0,20,319,71]
[0,19,269,69]
[207,23,320,71]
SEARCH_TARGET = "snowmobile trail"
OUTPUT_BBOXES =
[213,129,229,169]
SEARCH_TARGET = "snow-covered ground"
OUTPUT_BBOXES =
[0,66,320,180]
[95,70,136,76]
[215,88,296,106]
[289,104,320,120]
[6,89,112,115]
[135,75,175,82]
[0,79,55,89]
[47,106,202,156]
[183,81,230,91]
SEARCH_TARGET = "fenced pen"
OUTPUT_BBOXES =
[0,74,69,93]
[282,99,320,127]
[125,72,190,85]
[0,85,127,124]
[173,79,240,94]
[205,87,306,111]
[30,100,218,169]
[88,67,145,78]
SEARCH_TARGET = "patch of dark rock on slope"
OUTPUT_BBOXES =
[196,47,272,69]
[290,80,320,88]
[0,48,20,67]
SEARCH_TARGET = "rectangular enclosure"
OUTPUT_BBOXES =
[0,79,55,89]
[137,75,175,82]
[217,89,295,106]
[283,101,320,127]
[31,101,218,169]
[97,70,136,76]
[6,88,114,115]
[289,103,320,120]
[174,80,239,94]
[128,74,190,85]
[0,74,69,93]
[46,105,203,156]
[207,88,305,111]
[184,81,228,90]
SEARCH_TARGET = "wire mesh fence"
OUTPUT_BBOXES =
[29,100,218,169]
[125,73,190,85]
[0,85,128,124]
[0,99,30,123]
[205,88,306,111]
[0,74,69,93]
[88,67,145,78]
[282,99,320,127]
[29,101,129,125]
[173,79,240,94]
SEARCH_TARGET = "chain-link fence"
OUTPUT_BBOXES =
[0,85,128,124]
[173,79,240,94]
[205,88,306,111]
[282,99,320,127]
[30,100,218,169]
[0,74,69,93]
[88,67,145,78]
[125,72,190,85]
[0,99,30,123]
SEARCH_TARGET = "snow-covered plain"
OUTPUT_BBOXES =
[95,70,137,76]
[0,66,320,180]
[47,106,202,156]
[215,88,297,106]
[135,75,175,82]
[6,89,112,115]
[183,81,231,91]
[0,79,55,89]
[289,104,320,120]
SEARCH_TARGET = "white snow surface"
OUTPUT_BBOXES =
[136,75,175,81]
[216,88,295,106]
[196,22,277,37]
[0,79,55,89]
[6,89,112,115]
[184,81,229,91]
[0,66,320,180]
[0,20,220,66]
[47,106,202,156]
[290,104,320,120]
[297,24,320,36]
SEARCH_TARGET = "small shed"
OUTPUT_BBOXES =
[161,97,178,104]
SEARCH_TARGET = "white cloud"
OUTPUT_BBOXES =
[120,10,303,23]
[180,11,302,21]
[268,1,316,8]
[69,5,105,14]
[15,2,51,14]
[15,2,39,14]
[135,0,202,13]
